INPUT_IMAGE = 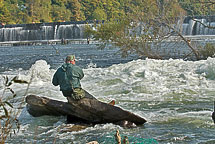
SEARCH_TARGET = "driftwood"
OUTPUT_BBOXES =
[25,94,146,125]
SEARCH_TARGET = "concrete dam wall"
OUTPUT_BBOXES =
[1,16,215,42]
[182,16,215,35]
[0,21,96,42]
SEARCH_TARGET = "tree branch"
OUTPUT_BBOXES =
[192,18,215,29]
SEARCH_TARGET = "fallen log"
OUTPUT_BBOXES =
[25,94,146,125]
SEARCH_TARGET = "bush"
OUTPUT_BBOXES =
[200,43,215,59]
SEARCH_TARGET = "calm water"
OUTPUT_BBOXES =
[0,44,137,72]
[0,44,215,144]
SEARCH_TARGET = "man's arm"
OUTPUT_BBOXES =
[73,66,84,80]
[52,70,59,86]
[79,68,84,80]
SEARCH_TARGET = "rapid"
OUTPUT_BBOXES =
[0,44,215,143]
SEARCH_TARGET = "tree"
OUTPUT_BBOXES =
[0,0,12,24]
[51,4,71,22]
[85,0,215,60]
[178,0,215,59]
[82,0,100,20]
[51,0,67,6]
[101,0,124,20]
[178,0,215,16]
[92,7,107,20]
[67,0,86,21]
[85,0,190,59]
[25,0,52,23]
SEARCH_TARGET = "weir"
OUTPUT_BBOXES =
[0,20,99,42]
[182,16,215,35]
[1,17,215,43]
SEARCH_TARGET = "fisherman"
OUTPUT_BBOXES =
[52,55,85,102]
[87,37,90,44]
[212,101,215,124]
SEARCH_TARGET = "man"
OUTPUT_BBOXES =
[52,55,85,102]
[212,101,215,124]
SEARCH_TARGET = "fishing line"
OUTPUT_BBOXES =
[50,43,60,55]
[31,22,61,56]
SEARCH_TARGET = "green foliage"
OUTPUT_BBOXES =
[24,0,52,23]
[67,0,85,21]
[0,0,215,60]
[92,7,107,20]
[1,0,214,25]
[51,0,67,7]
[0,75,29,143]
[0,76,21,143]
[178,0,215,16]
[51,4,72,22]
[85,0,185,58]
[200,43,215,59]
[2,0,26,24]
[0,0,12,24]
[102,0,124,20]
[0,0,129,24]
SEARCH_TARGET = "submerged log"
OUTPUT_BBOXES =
[25,94,146,125]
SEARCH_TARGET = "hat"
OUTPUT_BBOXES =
[66,55,76,62]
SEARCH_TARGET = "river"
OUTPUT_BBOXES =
[0,43,215,143]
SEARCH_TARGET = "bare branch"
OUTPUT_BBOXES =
[192,18,215,29]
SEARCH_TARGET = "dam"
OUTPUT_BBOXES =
[0,21,94,43]
[1,16,215,44]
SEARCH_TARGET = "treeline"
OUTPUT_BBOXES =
[0,0,127,24]
[0,0,215,25]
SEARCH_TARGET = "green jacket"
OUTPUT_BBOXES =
[52,63,84,91]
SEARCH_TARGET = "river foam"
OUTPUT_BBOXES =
[1,57,215,104]
[1,58,215,143]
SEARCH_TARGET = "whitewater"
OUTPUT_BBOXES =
[0,44,215,143]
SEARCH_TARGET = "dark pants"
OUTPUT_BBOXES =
[62,90,77,103]
[62,90,73,97]
[62,89,96,100]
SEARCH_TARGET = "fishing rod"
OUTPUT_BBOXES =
[50,43,60,55]
[31,21,62,56]
[31,21,60,55]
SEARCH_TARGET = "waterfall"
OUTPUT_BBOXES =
[208,22,215,35]
[1,18,215,42]
[53,25,57,39]
[42,26,54,40]
[56,24,82,39]
[183,17,215,35]
[0,27,23,41]
[0,22,88,42]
